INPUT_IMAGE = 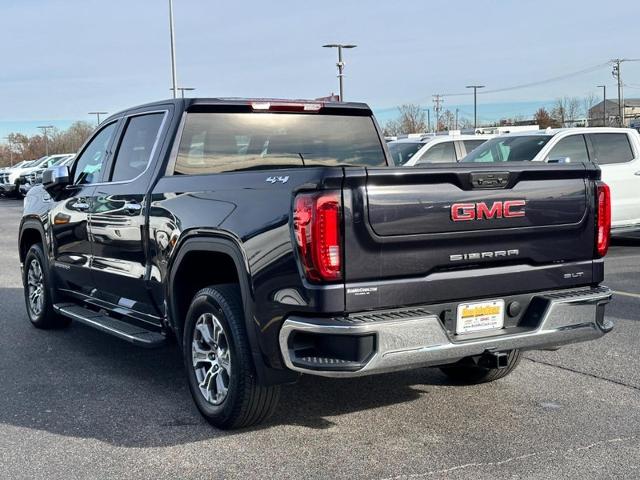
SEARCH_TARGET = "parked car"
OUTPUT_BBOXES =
[2,154,72,197]
[20,98,612,429]
[19,154,75,197]
[0,160,35,196]
[388,134,493,166]
[463,127,640,234]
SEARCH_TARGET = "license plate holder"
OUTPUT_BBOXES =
[456,299,505,334]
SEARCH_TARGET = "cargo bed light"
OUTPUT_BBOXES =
[250,101,323,112]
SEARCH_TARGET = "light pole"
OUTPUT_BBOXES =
[37,125,54,156]
[597,85,606,126]
[169,0,178,99]
[466,85,485,130]
[88,111,108,126]
[322,44,357,102]
[170,87,195,99]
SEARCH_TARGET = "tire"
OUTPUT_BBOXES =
[439,349,522,384]
[183,284,280,429]
[23,243,70,329]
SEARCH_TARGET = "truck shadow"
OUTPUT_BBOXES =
[0,287,451,448]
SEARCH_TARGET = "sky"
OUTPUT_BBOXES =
[1,0,639,138]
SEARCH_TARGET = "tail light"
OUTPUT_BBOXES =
[595,181,611,258]
[293,191,342,282]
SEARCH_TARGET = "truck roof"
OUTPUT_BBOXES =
[497,126,639,138]
[104,98,373,124]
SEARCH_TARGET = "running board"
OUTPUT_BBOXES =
[54,303,167,348]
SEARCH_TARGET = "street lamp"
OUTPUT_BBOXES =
[37,125,54,156]
[170,87,195,99]
[465,85,485,130]
[88,111,108,126]
[597,85,606,126]
[322,44,357,102]
[169,0,178,99]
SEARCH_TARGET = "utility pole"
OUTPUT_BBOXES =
[322,44,357,101]
[612,59,623,126]
[610,59,640,126]
[88,111,108,126]
[432,95,443,133]
[37,125,54,156]
[169,0,178,99]
[466,85,485,130]
[597,85,606,126]
[455,108,459,130]
[427,108,431,133]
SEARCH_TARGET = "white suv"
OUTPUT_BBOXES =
[388,134,494,166]
[463,127,640,234]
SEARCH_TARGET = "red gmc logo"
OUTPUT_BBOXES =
[451,200,526,222]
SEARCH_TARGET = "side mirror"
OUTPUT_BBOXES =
[547,156,571,164]
[42,165,70,194]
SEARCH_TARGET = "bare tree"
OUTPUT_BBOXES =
[383,104,427,136]
[582,92,599,125]
[552,96,581,127]
[0,121,94,167]
[534,107,558,128]
[439,110,455,131]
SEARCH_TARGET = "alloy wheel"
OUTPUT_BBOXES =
[192,312,232,406]
[27,258,44,317]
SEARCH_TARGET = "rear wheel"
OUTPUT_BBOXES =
[439,350,522,384]
[23,243,69,329]
[183,284,280,429]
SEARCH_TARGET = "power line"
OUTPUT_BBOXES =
[416,62,611,101]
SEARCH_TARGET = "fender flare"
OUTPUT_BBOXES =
[167,235,274,381]
[19,217,58,303]
[18,217,47,262]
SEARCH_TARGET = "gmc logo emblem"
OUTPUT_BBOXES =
[451,200,526,222]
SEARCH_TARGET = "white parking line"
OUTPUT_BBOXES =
[613,290,640,299]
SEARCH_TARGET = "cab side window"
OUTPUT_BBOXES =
[463,139,485,155]
[417,142,456,163]
[547,135,589,163]
[110,113,164,182]
[73,122,118,185]
[589,133,635,165]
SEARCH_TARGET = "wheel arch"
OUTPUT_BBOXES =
[19,218,47,264]
[168,235,293,385]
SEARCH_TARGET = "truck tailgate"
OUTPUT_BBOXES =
[342,163,601,311]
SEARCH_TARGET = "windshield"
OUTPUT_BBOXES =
[175,112,387,175]
[52,155,71,166]
[387,142,424,166]
[463,135,553,162]
[30,156,51,167]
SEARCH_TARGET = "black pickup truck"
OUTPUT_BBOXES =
[20,98,613,429]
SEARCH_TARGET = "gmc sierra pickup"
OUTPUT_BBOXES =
[20,98,613,429]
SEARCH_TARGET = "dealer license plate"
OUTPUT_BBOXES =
[456,299,505,334]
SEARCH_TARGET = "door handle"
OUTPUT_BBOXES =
[634,171,640,176]
[123,201,142,214]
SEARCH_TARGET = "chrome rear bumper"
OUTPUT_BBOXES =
[279,287,613,378]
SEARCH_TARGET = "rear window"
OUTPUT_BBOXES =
[388,142,424,166]
[589,133,635,164]
[173,112,386,175]
[463,135,552,162]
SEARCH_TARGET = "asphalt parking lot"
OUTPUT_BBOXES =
[0,198,638,480]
